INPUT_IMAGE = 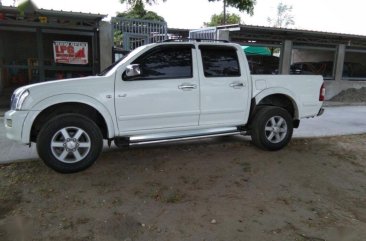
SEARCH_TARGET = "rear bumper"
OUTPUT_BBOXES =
[317,107,325,116]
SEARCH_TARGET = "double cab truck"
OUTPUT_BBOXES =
[4,40,325,173]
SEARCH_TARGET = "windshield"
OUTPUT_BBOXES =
[97,45,151,76]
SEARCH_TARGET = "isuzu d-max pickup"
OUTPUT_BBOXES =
[4,40,325,173]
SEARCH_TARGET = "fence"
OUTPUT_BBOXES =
[111,17,168,51]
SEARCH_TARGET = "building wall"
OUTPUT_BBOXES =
[325,80,366,99]
[0,35,3,95]
[292,46,366,99]
[99,21,113,71]
[325,44,366,99]
[292,49,334,63]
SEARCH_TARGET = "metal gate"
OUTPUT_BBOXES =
[112,17,168,51]
[189,27,217,40]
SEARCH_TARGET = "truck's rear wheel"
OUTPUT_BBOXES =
[250,106,293,151]
[37,114,103,173]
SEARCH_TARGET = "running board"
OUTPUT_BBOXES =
[126,127,246,146]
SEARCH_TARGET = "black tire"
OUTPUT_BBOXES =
[250,106,293,151]
[37,114,103,173]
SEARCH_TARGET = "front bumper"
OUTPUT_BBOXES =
[4,110,29,143]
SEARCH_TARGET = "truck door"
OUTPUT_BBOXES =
[114,44,200,133]
[198,45,250,126]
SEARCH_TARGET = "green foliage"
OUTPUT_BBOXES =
[204,12,241,26]
[114,30,123,47]
[208,0,256,15]
[117,0,165,21]
[267,2,295,28]
[115,0,165,47]
[120,0,255,15]
[120,0,166,6]
[17,0,38,16]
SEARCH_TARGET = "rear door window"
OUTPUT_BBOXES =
[200,46,241,77]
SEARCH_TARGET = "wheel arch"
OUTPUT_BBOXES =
[250,88,301,128]
[36,113,104,173]
[25,94,116,143]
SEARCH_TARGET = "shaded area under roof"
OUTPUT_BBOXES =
[215,24,366,48]
[242,46,271,56]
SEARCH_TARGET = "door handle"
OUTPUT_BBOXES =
[178,83,197,90]
[229,82,245,88]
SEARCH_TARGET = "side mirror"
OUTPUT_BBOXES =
[125,64,141,78]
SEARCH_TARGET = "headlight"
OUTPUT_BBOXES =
[11,88,30,110]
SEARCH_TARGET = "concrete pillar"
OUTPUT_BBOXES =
[36,28,45,82]
[0,69,2,96]
[0,36,3,96]
[99,21,113,71]
[216,29,230,41]
[280,40,293,74]
[334,44,345,82]
[324,44,346,99]
[0,67,2,96]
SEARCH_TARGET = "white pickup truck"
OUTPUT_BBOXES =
[4,40,325,173]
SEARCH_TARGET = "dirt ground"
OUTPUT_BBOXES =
[1,134,366,241]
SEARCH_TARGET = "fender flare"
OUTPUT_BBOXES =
[254,87,301,119]
[22,94,117,143]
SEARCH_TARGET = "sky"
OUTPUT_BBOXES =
[2,0,366,36]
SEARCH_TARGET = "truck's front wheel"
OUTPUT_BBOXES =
[37,114,103,173]
[250,106,293,151]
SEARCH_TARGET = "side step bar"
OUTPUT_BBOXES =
[115,127,246,147]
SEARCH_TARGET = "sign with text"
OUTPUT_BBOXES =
[53,41,88,65]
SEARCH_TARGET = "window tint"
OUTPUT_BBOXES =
[132,45,192,80]
[200,46,240,77]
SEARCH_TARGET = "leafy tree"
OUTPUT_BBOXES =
[117,0,165,21]
[115,0,165,47]
[120,0,166,6]
[204,12,241,26]
[208,0,256,15]
[267,2,295,28]
[114,30,123,47]
[120,0,256,15]
[208,0,255,25]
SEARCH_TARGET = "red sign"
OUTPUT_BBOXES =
[53,41,88,65]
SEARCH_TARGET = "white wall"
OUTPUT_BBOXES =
[292,49,335,63]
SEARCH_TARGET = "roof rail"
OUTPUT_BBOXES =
[162,38,229,43]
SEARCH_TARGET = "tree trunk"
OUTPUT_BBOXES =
[223,0,227,25]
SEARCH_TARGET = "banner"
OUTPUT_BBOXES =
[53,41,88,65]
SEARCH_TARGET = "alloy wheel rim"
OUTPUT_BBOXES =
[50,127,91,163]
[264,116,288,144]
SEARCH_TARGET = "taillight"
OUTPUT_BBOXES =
[319,83,325,101]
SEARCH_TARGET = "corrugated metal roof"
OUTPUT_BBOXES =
[217,24,366,40]
[0,6,19,13]
[37,8,107,20]
[0,5,107,20]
